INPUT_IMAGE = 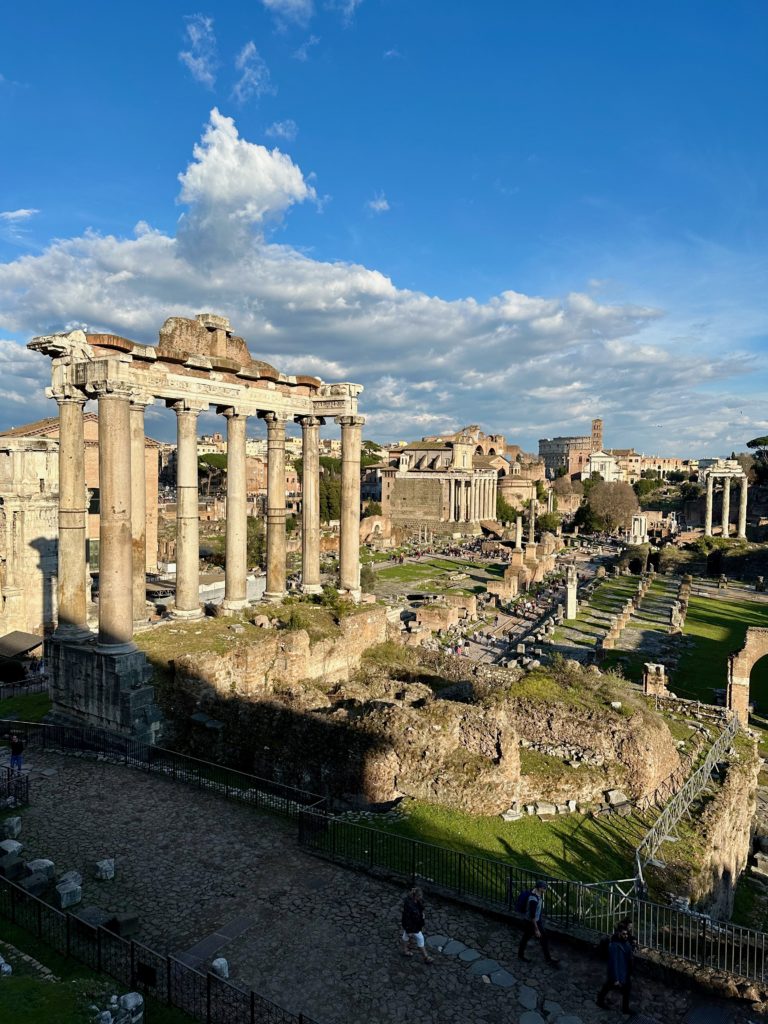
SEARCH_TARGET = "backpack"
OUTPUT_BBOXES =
[514,889,533,914]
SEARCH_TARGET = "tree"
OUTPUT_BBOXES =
[581,472,603,498]
[586,481,639,532]
[360,562,376,593]
[555,465,568,479]
[552,476,573,498]
[496,492,517,523]
[680,481,704,502]
[198,453,227,496]
[573,502,599,533]
[365,501,382,517]
[634,477,661,499]
[246,516,266,569]
[537,512,560,533]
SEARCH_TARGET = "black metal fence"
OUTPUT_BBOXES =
[298,810,768,985]
[0,678,48,702]
[0,720,326,819]
[0,764,29,805]
[0,875,319,1024]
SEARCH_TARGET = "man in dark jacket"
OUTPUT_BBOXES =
[9,734,23,775]
[400,887,433,963]
[597,925,634,1013]
[518,881,559,966]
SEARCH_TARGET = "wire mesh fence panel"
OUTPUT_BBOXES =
[209,974,252,1024]
[99,929,132,988]
[130,941,170,1003]
[168,957,209,1021]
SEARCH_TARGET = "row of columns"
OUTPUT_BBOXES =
[446,475,496,523]
[704,473,748,539]
[55,390,364,656]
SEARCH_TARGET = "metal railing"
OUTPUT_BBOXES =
[297,810,768,984]
[0,720,327,819]
[0,678,48,702]
[0,764,29,805]
[635,715,740,886]
[0,875,320,1024]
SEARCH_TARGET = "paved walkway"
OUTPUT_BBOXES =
[3,750,760,1024]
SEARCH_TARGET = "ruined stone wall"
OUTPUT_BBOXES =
[389,477,444,522]
[173,605,388,697]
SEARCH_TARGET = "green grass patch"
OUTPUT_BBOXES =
[0,691,52,723]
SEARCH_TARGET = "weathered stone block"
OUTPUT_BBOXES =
[0,839,22,857]
[58,869,83,887]
[93,858,115,880]
[72,905,111,929]
[210,957,229,979]
[56,881,82,908]
[1,817,21,840]
[26,858,55,880]
[105,912,140,937]
[18,872,49,897]
[535,801,558,817]
[0,854,25,880]
[605,789,629,806]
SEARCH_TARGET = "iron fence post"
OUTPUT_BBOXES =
[207,971,212,1024]
[37,899,42,938]
[251,989,255,1024]
[66,913,71,957]
[166,956,172,1005]
[97,927,102,973]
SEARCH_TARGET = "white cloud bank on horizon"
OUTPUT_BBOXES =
[0,108,760,454]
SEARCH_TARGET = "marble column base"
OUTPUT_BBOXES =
[170,606,203,620]
[263,591,287,603]
[53,624,94,643]
[221,598,249,612]
[301,583,323,595]
[94,640,138,656]
[338,587,362,604]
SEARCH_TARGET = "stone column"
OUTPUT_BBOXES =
[528,499,537,545]
[339,415,364,598]
[264,413,287,602]
[447,477,454,522]
[704,473,713,536]
[97,388,135,651]
[515,516,523,548]
[172,402,203,619]
[300,416,322,594]
[566,565,578,619]
[222,408,248,611]
[491,476,497,520]
[130,396,152,626]
[721,477,731,538]
[738,476,748,539]
[470,479,477,522]
[55,395,90,639]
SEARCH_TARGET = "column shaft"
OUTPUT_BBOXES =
[301,417,322,593]
[174,406,202,617]
[265,414,287,600]
[339,416,364,597]
[223,410,248,610]
[722,477,731,537]
[97,392,135,650]
[705,474,713,536]
[449,477,455,521]
[528,499,536,545]
[55,397,90,638]
[130,402,148,624]
[738,477,748,539]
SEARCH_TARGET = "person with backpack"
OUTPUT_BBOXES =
[400,887,433,964]
[517,881,559,967]
[596,924,634,1014]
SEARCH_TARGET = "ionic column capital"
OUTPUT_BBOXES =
[92,381,136,402]
[260,410,290,424]
[168,399,207,416]
[53,390,87,408]
[337,415,366,428]
[129,391,154,410]
[217,405,248,420]
[298,415,323,428]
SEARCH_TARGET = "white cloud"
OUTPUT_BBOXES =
[0,209,40,222]
[0,109,762,456]
[383,48,402,60]
[266,119,298,141]
[325,0,362,24]
[178,14,218,88]
[262,0,313,26]
[367,192,390,214]
[292,35,320,61]
[232,41,275,104]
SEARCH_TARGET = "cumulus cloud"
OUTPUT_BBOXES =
[367,192,390,214]
[232,41,275,104]
[0,209,40,222]
[325,0,363,24]
[0,108,760,455]
[178,14,218,88]
[266,119,298,141]
[262,0,313,26]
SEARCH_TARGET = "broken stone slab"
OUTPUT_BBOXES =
[543,999,564,1019]
[56,881,82,909]
[518,984,539,1009]
[441,939,467,956]
[93,858,115,880]
[616,802,632,817]
[501,810,523,822]
[458,947,483,963]
[425,934,449,950]
[0,839,22,857]
[26,858,55,881]
[58,870,83,887]
[519,1012,546,1024]
[467,957,500,976]
[535,801,558,817]
[566,799,577,812]
[1,817,21,840]
[605,789,629,805]
[211,957,229,979]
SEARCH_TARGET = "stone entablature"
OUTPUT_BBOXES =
[29,313,365,740]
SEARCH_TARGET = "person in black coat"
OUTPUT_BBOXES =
[597,925,634,1014]
[400,887,433,964]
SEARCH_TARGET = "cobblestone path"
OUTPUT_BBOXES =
[6,751,758,1024]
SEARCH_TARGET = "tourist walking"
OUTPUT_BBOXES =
[9,733,23,775]
[400,887,433,964]
[596,924,634,1014]
[518,881,559,967]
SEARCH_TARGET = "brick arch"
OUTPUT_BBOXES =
[728,627,768,724]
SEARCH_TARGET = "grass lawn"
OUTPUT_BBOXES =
[675,595,768,706]
[0,690,52,723]
[369,799,644,882]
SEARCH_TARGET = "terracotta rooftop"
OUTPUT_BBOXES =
[0,413,163,447]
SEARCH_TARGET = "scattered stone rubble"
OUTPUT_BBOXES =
[90,992,144,1024]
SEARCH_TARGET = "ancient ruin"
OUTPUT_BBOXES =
[29,313,365,740]
[703,458,748,538]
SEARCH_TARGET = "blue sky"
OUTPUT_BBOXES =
[0,0,766,454]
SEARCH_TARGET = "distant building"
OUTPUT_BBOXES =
[586,450,622,482]
[539,418,603,478]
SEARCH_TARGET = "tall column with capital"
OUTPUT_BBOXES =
[339,415,364,598]
[97,388,135,651]
[223,408,248,610]
[130,397,151,625]
[301,416,322,593]
[704,473,713,536]
[721,477,731,537]
[172,403,202,618]
[264,413,287,601]
[528,498,537,546]
[55,395,90,639]
[738,476,748,539]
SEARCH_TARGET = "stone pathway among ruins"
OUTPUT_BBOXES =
[2,749,760,1024]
